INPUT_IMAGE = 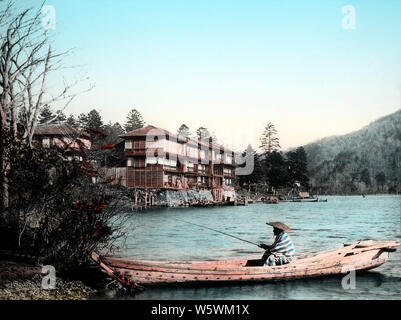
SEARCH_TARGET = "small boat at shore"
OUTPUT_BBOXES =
[292,198,318,202]
[279,197,328,203]
[92,240,399,288]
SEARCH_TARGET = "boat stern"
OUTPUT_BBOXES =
[341,240,400,272]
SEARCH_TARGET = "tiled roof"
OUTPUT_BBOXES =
[34,124,88,138]
[122,125,170,137]
[122,125,233,153]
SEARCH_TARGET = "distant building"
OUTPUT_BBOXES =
[33,124,91,161]
[121,125,236,201]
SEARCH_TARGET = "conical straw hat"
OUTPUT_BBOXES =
[266,221,291,231]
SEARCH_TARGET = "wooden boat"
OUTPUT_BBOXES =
[191,202,217,208]
[292,197,318,202]
[280,197,319,203]
[92,240,399,288]
[264,196,279,204]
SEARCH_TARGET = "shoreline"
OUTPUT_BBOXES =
[0,259,103,300]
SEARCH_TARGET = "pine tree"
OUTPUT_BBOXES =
[124,109,145,132]
[66,114,78,127]
[360,168,371,186]
[112,122,124,136]
[263,151,287,190]
[177,124,192,138]
[286,146,309,187]
[196,127,218,143]
[196,127,209,140]
[209,131,218,144]
[237,145,264,188]
[375,172,386,190]
[86,109,103,131]
[103,122,124,143]
[77,113,88,129]
[260,122,281,154]
[55,110,67,123]
[38,106,55,125]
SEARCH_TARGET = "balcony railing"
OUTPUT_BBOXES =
[125,149,146,157]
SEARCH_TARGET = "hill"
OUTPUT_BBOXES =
[302,109,401,194]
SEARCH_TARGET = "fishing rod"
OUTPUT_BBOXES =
[172,217,260,247]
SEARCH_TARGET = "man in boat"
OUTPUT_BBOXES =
[259,222,295,266]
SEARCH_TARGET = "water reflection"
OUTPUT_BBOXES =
[90,272,401,300]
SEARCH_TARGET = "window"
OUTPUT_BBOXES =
[134,139,145,149]
[157,157,177,168]
[187,161,194,172]
[224,178,232,186]
[125,140,133,149]
[187,146,197,158]
[225,154,232,164]
[224,168,232,175]
[198,164,206,174]
[146,156,157,165]
[42,138,50,148]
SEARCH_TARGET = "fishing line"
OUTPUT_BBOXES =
[119,216,262,249]
[172,217,260,247]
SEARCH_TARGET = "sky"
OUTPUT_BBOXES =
[18,0,401,150]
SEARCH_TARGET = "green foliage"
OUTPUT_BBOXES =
[263,151,288,190]
[38,106,66,125]
[38,106,55,124]
[0,131,127,273]
[178,124,192,138]
[55,110,67,123]
[260,122,281,154]
[77,113,88,128]
[196,127,218,143]
[86,109,104,131]
[375,171,386,189]
[237,144,310,192]
[124,109,145,132]
[237,145,264,188]
[286,147,309,187]
[360,168,371,186]
[303,109,401,193]
[196,127,209,140]
[101,122,126,167]
[66,114,78,127]
[104,122,124,143]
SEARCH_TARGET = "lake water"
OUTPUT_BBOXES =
[93,195,401,300]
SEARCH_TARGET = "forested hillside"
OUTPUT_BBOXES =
[303,109,401,194]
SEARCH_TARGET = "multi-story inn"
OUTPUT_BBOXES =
[121,125,236,201]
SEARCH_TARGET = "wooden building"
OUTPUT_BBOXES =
[121,125,236,201]
[33,124,91,161]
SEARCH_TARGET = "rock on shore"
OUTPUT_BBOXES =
[154,189,214,206]
[0,260,96,300]
[0,274,96,300]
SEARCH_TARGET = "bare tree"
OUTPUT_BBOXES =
[0,1,91,215]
